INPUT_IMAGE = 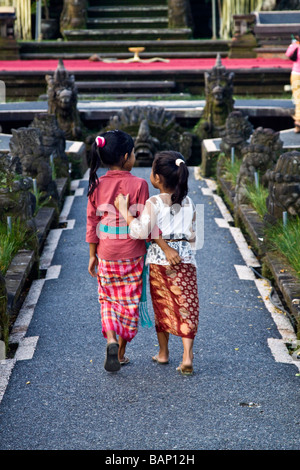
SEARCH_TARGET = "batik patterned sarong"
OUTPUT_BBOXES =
[291,72,300,122]
[149,263,199,339]
[97,256,144,342]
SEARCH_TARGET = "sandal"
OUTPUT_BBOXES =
[104,343,120,372]
[176,363,194,375]
[119,356,130,366]
[152,355,169,365]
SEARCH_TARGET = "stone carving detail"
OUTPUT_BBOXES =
[0,268,8,351]
[266,150,300,221]
[102,105,194,166]
[194,55,235,140]
[235,127,283,206]
[168,0,193,29]
[45,59,82,141]
[134,120,160,167]
[30,113,69,177]
[60,0,87,31]
[9,127,58,201]
[220,110,253,159]
[0,152,35,223]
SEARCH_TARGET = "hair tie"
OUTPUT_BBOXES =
[95,136,105,148]
[175,158,184,167]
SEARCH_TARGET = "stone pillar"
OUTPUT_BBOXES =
[60,0,87,31]
[229,14,257,59]
[168,0,193,29]
[0,270,8,356]
[0,6,19,60]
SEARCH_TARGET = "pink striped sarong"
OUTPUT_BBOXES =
[97,256,144,342]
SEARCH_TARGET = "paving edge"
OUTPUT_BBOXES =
[216,173,300,334]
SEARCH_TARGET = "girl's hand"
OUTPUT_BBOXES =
[88,255,98,277]
[164,246,182,266]
[114,193,130,215]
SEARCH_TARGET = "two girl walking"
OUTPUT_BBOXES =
[86,130,199,375]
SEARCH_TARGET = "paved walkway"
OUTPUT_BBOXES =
[0,167,299,451]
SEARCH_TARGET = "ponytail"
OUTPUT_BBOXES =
[153,150,189,206]
[87,130,134,197]
[87,140,101,197]
[171,158,189,205]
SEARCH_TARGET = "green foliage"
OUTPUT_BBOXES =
[265,217,300,279]
[0,218,36,274]
[222,156,242,186]
[244,182,268,218]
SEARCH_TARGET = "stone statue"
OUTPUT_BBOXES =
[0,269,8,352]
[45,59,82,141]
[60,0,87,32]
[98,105,194,166]
[220,110,253,159]
[9,127,58,201]
[194,55,235,140]
[0,152,35,223]
[266,150,300,222]
[168,0,193,29]
[134,119,160,166]
[234,127,283,207]
[0,152,38,263]
[30,113,69,178]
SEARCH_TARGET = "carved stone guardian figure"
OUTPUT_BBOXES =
[220,110,253,159]
[99,105,194,166]
[9,127,58,201]
[45,59,82,141]
[0,152,35,223]
[134,119,160,166]
[266,150,300,222]
[235,127,283,207]
[30,113,69,178]
[194,55,235,140]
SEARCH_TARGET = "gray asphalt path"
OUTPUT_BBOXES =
[0,167,299,451]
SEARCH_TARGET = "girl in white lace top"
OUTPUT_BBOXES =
[115,150,199,376]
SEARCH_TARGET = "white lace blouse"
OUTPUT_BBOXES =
[129,193,197,266]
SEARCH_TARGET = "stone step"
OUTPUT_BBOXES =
[40,92,191,100]
[63,28,192,42]
[75,80,176,92]
[20,51,228,60]
[88,5,168,18]
[20,39,229,55]
[88,0,166,5]
[86,17,168,29]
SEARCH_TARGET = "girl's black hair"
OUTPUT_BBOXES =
[87,130,134,197]
[152,150,189,206]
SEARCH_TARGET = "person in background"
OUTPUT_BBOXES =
[115,151,199,375]
[286,31,300,133]
[86,130,149,372]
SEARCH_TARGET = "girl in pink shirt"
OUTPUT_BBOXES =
[286,32,300,132]
[86,130,150,372]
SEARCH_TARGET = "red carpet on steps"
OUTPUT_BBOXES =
[0,58,292,72]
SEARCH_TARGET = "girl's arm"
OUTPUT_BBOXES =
[115,194,181,265]
[86,197,100,277]
[115,194,156,239]
[153,238,181,265]
[88,243,98,277]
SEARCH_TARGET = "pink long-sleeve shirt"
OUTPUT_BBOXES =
[86,170,149,261]
[286,42,300,73]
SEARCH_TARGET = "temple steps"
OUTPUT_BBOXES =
[87,5,169,18]
[75,80,176,93]
[19,40,229,59]
[63,28,192,42]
